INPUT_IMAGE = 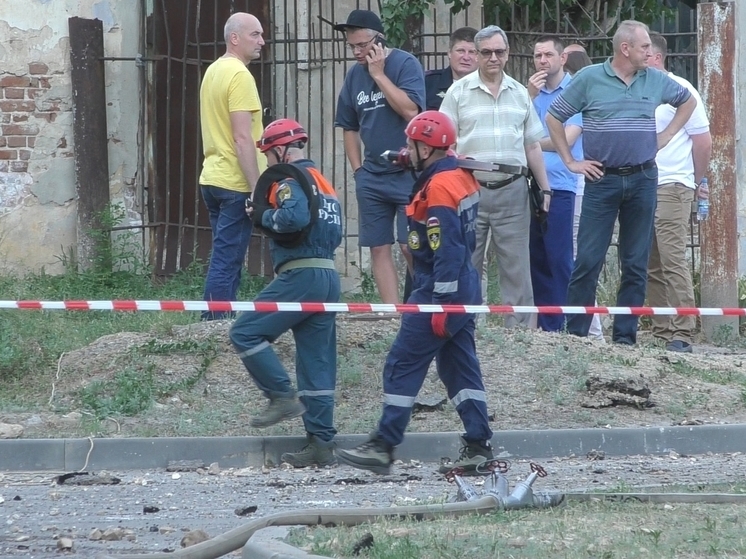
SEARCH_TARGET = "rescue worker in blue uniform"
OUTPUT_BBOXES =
[229,118,343,468]
[336,111,494,475]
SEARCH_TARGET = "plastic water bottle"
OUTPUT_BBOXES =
[697,178,709,222]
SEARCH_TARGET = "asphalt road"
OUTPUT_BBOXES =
[1,451,744,558]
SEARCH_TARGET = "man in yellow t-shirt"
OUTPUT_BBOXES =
[199,11,268,320]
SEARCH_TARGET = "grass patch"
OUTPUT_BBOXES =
[76,337,220,419]
[288,492,746,559]
[667,359,746,387]
[79,366,157,417]
[0,206,266,412]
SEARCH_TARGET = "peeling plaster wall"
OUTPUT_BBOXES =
[0,0,141,274]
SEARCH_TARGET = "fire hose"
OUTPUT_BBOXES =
[105,461,746,559]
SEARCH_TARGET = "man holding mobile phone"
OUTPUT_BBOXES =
[334,10,426,304]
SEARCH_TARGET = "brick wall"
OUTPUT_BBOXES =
[0,63,61,175]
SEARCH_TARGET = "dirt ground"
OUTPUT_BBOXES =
[3,315,746,440]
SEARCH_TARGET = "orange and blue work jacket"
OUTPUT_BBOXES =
[262,160,343,272]
[406,156,481,305]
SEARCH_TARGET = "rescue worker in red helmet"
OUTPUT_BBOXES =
[229,118,343,468]
[337,111,494,475]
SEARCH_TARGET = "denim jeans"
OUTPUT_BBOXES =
[566,167,658,344]
[200,185,253,321]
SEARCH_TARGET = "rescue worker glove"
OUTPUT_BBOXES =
[246,200,271,228]
[431,312,449,338]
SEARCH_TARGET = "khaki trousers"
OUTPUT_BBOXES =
[472,178,535,328]
[647,182,696,343]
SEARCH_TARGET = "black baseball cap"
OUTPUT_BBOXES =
[333,9,384,34]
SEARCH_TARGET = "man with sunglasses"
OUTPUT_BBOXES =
[334,10,426,305]
[440,25,551,329]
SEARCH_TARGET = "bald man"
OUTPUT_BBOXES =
[563,43,586,55]
[547,20,696,345]
[199,13,268,320]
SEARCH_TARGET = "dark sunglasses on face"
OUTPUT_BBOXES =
[479,48,508,58]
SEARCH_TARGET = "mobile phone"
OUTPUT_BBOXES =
[374,35,387,48]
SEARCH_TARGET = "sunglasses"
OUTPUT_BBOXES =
[479,48,508,59]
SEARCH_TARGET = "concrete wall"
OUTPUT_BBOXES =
[0,0,141,274]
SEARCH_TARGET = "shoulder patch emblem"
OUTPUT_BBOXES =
[277,183,292,203]
[407,230,420,251]
[427,227,441,251]
[427,217,441,250]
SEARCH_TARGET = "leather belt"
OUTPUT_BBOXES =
[277,258,335,274]
[487,163,529,176]
[603,160,656,176]
[478,175,523,190]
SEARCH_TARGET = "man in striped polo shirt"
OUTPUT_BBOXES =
[546,20,696,345]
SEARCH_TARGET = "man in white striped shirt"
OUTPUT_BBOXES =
[440,25,551,328]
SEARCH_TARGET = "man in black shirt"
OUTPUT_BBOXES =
[424,27,478,110]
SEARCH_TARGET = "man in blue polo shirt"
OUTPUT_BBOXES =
[546,20,696,345]
[527,35,583,332]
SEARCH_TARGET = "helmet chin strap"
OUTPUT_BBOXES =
[413,141,434,172]
[269,146,290,164]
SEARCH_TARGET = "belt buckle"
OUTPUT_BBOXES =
[618,166,634,176]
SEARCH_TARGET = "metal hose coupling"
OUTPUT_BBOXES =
[481,462,566,510]
[449,473,481,502]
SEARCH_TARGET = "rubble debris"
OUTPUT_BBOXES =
[352,532,374,555]
[55,472,121,486]
[581,375,653,409]
[412,395,447,413]
[181,529,210,548]
[166,460,205,472]
[234,506,258,516]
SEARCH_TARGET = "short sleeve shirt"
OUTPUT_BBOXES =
[335,49,426,174]
[532,72,583,192]
[655,72,709,188]
[547,60,691,167]
[439,71,544,182]
[199,57,267,191]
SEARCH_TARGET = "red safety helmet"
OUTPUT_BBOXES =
[257,118,308,152]
[405,111,456,149]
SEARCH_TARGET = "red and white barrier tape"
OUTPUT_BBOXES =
[0,300,744,316]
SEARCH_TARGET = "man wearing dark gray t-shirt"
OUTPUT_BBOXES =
[334,9,425,304]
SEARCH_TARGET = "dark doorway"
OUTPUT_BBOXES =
[148,0,272,278]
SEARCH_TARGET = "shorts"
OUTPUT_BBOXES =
[355,167,413,247]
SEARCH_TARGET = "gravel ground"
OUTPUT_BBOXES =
[1,451,744,558]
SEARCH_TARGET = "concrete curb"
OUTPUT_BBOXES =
[1,424,744,472]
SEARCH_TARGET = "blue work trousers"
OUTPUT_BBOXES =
[229,268,340,442]
[200,185,253,321]
[566,168,657,344]
[529,189,575,331]
[377,281,493,448]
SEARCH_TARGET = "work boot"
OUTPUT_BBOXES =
[281,434,337,468]
[336,433,394,475]
[438,436,494,475]
[250,394,306,428]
